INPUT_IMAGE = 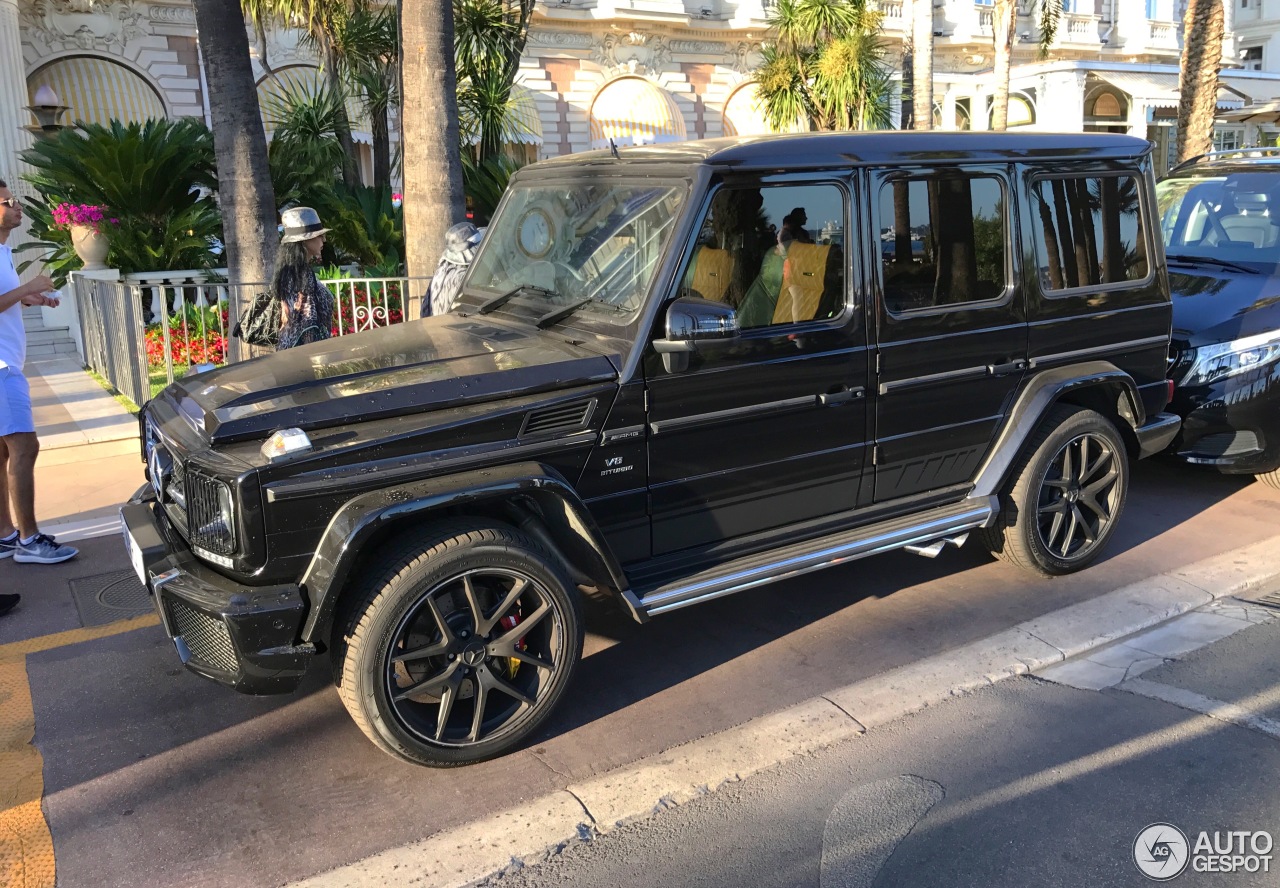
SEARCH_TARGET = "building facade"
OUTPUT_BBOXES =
[4,0,1280,199]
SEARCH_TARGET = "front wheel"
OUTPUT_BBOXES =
[333,523,583,767]
[979,405,1129,577]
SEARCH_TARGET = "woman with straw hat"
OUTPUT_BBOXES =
[274,206,335,350]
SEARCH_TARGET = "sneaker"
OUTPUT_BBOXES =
[13,533,78,565]
[0,533,15,560]
[0,593,18,616]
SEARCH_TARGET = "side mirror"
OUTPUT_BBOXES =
[652,297,739,373]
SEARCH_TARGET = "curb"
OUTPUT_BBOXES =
[287,533,1280,888]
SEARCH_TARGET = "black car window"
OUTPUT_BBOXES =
[878,175,1008,314]
[677,183,846,330]
[1031,174,1150,295]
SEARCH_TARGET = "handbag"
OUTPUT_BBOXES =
[231,292,281,348]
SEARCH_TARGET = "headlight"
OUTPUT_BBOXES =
[1181,330,1280,386]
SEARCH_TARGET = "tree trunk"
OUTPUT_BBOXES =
[900,24,914,130]
[911,0,933,130]
[1176,0,1224,164]
[323,41,362,190]
[990,0,1018,131]
[193,0,278,289]
[372,104,391,192]
[400,0,465,281]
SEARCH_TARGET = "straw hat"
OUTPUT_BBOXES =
[280,206,331,244]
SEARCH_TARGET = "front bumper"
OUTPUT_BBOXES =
[121,485,313,694]
[1167,366,1280,475]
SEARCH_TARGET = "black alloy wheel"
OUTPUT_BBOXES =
[1035,431,1122,561]
[335,523,583,767]
[980,405,1130,577]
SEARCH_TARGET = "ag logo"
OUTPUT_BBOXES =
[1134,823,1190,881]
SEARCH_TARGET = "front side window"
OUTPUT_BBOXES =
[676,183,846,329]
[1157,171,1280,273]
[878,175,1008,313]
[1032,175,1149,293]
[467,180,687,323]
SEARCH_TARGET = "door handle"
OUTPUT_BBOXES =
[987,360,1027,377]
[817,386,865,406]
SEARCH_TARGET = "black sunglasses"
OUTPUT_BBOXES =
[0,198,19,208]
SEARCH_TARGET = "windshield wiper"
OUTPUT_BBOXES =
[1166,253,1260,275]
[534,296,595,329]
[478,284,559,314]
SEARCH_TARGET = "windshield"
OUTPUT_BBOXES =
[465,180,687,325]
[1157,172,1280,273]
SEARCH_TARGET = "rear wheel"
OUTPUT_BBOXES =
[333,522,583,767]
[979,405,1129,577]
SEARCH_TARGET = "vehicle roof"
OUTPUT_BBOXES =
[1165,149,1280,177]
[530,131,1154,172]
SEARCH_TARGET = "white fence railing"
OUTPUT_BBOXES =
[77,273,432,406]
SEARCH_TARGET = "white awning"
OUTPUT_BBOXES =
[1218,99,1280,124]
[1095,72,1244,111]
[28,57,165,128]
[590,77,686,149]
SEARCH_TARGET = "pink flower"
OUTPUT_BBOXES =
[51,202,117,234]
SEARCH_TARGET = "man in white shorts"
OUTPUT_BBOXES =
[0,179,78,577]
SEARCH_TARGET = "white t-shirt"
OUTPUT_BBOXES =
[0,243,25,371]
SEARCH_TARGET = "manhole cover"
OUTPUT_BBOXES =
[69,569,153,627]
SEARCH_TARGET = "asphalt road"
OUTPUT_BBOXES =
[476,617,1280,888]
[2,458,1278,887]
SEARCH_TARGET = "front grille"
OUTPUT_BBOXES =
[1168,345,1194,382]
[520,398,596,437]
[166,598,239,674]
[186,468,235,555]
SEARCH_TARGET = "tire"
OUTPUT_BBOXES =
[978,405,1129,577]
[1257,469,1280,490]
[332,521,584,767]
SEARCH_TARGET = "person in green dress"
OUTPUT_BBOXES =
[737,226,791,329]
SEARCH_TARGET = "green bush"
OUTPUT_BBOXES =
[18,119,222,283]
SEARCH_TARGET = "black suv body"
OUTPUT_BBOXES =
[123,132,1178,765]
[1157,150,1280,487]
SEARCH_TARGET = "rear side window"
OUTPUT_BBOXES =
[878,175,1008,313]
[1031,174,1149,294]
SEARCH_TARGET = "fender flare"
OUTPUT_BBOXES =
[297,461,634,643]
[972,360,1143,497]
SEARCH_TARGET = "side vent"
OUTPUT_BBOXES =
[520,398,596,437]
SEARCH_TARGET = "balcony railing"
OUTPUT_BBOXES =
[77,272,431,405]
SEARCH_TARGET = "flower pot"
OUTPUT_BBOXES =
[70,224,109,271]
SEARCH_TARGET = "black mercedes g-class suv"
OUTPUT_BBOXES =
[123,132,1178,766]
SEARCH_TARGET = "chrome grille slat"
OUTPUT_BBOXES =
[185,467,235,555]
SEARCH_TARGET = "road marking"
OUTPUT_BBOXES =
[0,613,161,888]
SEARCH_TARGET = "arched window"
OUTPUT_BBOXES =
[28,57,165,127]
[589,77,686,149]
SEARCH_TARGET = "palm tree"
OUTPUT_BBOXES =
[990,0,1059,130]
[333,1,398,190]
[911,0,932,130]
[1176,0,1224,163]
[400,0,466,280]
[243,0,362,190]
[454,0,536,165]
[192,0,279,287]
[756,0,893,132]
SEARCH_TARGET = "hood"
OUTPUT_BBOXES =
[163,317,619,444]
[1168,265,1280,349]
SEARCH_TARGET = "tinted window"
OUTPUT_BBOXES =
[879,176,1007,313]
[677,183,845,329]
[1032,175,1149,293]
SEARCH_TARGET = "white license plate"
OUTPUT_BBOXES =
[122,519,147,587]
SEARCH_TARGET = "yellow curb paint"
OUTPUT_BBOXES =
[0,614,162,888]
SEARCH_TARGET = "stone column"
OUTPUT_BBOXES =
[0,0,31,190]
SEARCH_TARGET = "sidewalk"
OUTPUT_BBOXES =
[25,356,142,538]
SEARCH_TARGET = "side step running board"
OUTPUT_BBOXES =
[636,497,997,617]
